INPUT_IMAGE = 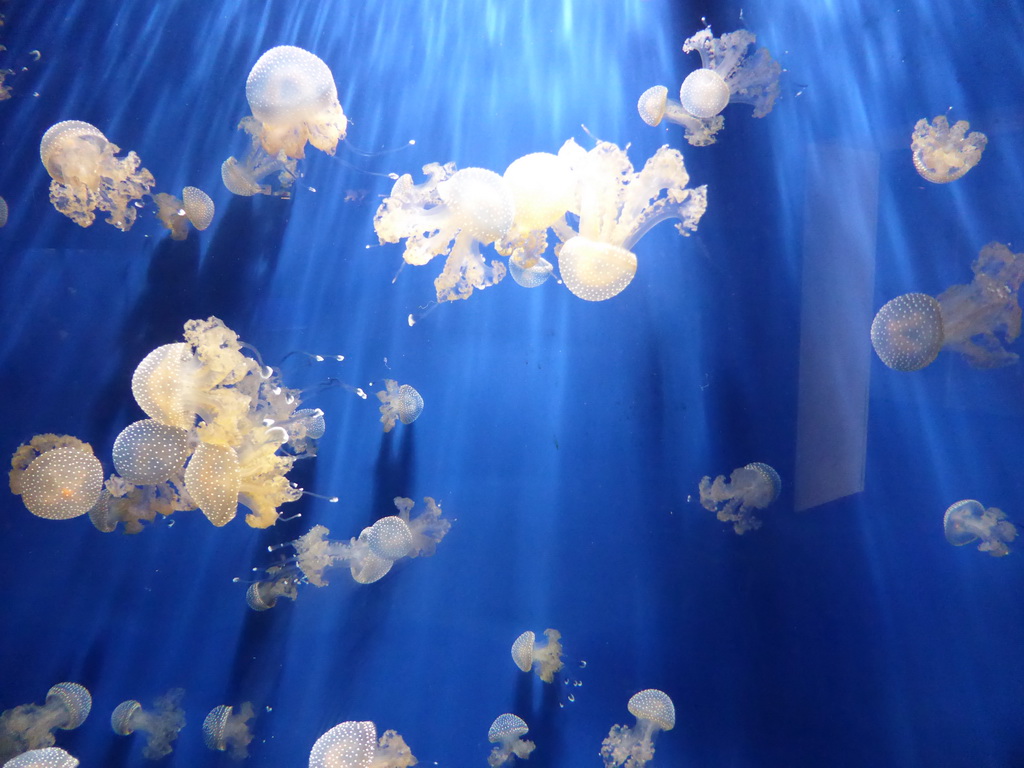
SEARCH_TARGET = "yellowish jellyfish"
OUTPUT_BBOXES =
[911,115,987,183]
[110,690,186,760]
[600,689,675,768]
[510,629,564,683]
[0,682,91,764]
[698,462,780,534]
[870,293,944,371]
[944,500,1017,557]
[9,435,103,520]
[376,380,424,432]
[309,721,416,768]
[153,186,215,240]
[487,714,535,768]
[680,28,781,119]
[202,702,255,759]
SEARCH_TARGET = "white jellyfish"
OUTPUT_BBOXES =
[698,462,780,534]
[600,689,675,768]
[153,186,215,240]
[636,85,724,147]
[0,683,91,764]
[510,629,564,683]
[111,419,191,486]
[202,702,255,759]
[944,500,1017,557]
[8,435,103,521]
[487,714,535,768]
[911,115,987,184]
[376,380,424,432]
[308,720,415,768]
[0,196,8,227]
[679,28,781,120]
[110,689,186,760]
[3,747,79,768]
[374,164,515,302]
[221,142,299,198]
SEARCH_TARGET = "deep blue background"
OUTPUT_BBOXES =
[1,1,1023,766]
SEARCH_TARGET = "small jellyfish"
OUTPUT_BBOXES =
[487,714,535,768]
[0,196,8,227]
[153,186,215,240]
[9,435,103,520]
[376,380,424,432]
[3,747,79,768]
[680,28,781,120]
[944,500,1017,557]
[39,120,155,231]
[600,689,675,768]
[510,629,564,683]
[635,85,723,147]
[90,474,194,535]
[245,565,301,611]
[221,142,299,198]
[911,115,987,184]
[870,293,944,371]
[202,702,255,759]
[0,682,91,764]
[111,419,191,486]
[110,689,186,760]
[698,462,780,534]
[308,720,416,768]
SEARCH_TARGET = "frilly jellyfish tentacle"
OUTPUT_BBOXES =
[680,27,781,119]
[911,115,987,183]
[698,462,780,534]
[600,689,675,768]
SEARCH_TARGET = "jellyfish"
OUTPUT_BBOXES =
[110,689,186,760]
[698,462,780,534]
[550,138,707,301]
[245,565,301,611]
[90,474,195,535]
[308,721,416,768]
[39,120,155,231]
[0,195,7,227]
[112,419,192,486]
[872,242,1024,370]
[680,28,781,119]
[944,500,1017,557]
[9,434,103,520]
[376,380,424,432]
[3,747,79,768]
[635,85,724,147]
[0,69,12,101]
[510,629,564,683]
[153,186,215,240]
[600,689,675,768]
[202,702,255,759]
[374,164,514,302]
[911,115,987,184]
[0,683,91,764]
[487,714,535,768]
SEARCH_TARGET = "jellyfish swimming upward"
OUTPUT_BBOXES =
[487,714,535,768]
[600,689,676,768]
[0,683,91,764]
[944,500,1017,557]
[698,462,781,534]
[110,689,186,760]
[911,115,987,184]
[308,720,416,768]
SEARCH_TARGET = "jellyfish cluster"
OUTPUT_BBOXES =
[0,683,91,764]
[110,689,187,760]
[698,462,781,534]
[600,689,676,768]
[308,720,416,768]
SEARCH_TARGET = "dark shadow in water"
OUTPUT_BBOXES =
[371,426,417,520]
[510,672,564,768]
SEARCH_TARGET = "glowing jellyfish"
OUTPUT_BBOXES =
[636,85,724,147]
[870,293,944,371]
[153,186,215,240]
[698,462,780,534]
[510,629,564,683]
[944,500,1017,557]
[376,380,424,432]
[110,689,186,760]
[600,689,675,768]
[911,115,987,184]
[9,435,103,520]
[112,420,191,486]
[308,721,415,768]
[551,138,707,301]
[221,143,298,198]
[3,748,79,768]
[680,28,781,119]
[202,702,255,759]
[0,196,7,227]
[0,683,91,764]
[39,120,155,231]
[487,714,535,768]
[374,164,515,302]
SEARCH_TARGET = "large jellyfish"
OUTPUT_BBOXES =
[550,138,707,301]
[679,28,781,120]
[0,684,91,764]
[376,380,424,432]
[698,462,780,534]
[3,748,79,768]
[110,689,186,760]
[9,435,103,520]
[871,242,1024,370]
[636,85,724,147]
[600,689,675,768]
[487,714,535,768]
[911,115,987,184]
[944,500,1017,557]
[39,120,155,231]
[153,186,215,240]
[374,163,515,302]
[510,629,564,683]
[202,702,255,759]
[308,720,415,768]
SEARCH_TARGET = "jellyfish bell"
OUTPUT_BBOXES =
[438,167,515,244]
[364,516,414,560]
[112,419,191,486]
[184,442,242,527]
[181,186,214,230]
[376,380,424,433]
[44,684,91,730]
[637,86,669,127]
[202,702,255,759]
[0,195,8,227]
[870,292,944,371]
[109,690,186,760]
[510,628,564,683]
[943,499,1017,557]
[308,720,376,768]
[508,253,554,288]
[558,238,637,302]
[9,435,104,520]
[502,152,575,234]
[3,747,79,768]
[487,714,535,767]
[679,68,730,119]
[627,689,675,733]
[600,689,675,768]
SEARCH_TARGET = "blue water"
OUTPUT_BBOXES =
[1,1,1023,766]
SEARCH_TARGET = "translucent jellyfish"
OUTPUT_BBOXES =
[374,164,514,302]
[39,120,155,231]
[0,196,7,227]
[680,28,781,119]
[944,500,1017,557]
[153,186,215,240]
[3,748,79,768]
[600,689,675,768]
[487,714,535,768]
[245,565,301,611]
[202,702,255,759]
[551,139,707,301]
[911,115,987,184]
[90,474,195,535]
[221,140,299,198]
[308,721,415,768]
[110,689,186,760]
[698,462,780,534]
[0,683,91,763]
[636,85,724,147]
[510,629,564,683]
[243,46,347,160]
[111,419,191,486]
[376,380,424,432]
[871,242,1024,370]
[9,435,103,520]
